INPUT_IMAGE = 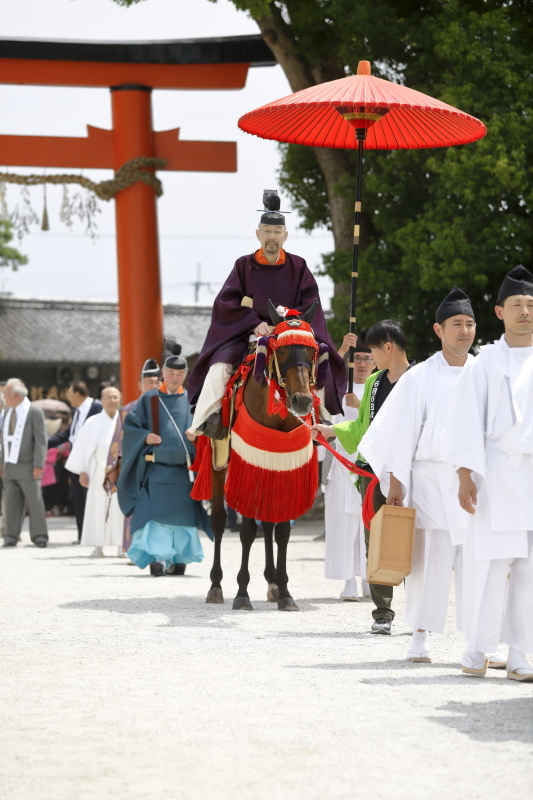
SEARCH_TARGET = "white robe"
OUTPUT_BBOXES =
[66,411,124,548]
[358,352,472,632]
[440,336,533,652]
[324,385,368,590]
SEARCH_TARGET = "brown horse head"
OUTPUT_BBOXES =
[267,300,319,416]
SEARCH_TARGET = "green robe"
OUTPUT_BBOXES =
[333,371,382,457]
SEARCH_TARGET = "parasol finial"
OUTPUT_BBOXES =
[357,61,371,76]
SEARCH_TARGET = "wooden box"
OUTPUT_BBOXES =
[367,505,416,586]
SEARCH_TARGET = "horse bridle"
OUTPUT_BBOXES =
[270,343,317,388]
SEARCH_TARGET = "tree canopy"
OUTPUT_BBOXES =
[272,0,533,354]
[0,221,27,271]
[112,0,533,357]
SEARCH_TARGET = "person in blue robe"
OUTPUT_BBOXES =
[117,350,212,576]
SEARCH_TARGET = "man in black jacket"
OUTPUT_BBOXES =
[49,382,101,542]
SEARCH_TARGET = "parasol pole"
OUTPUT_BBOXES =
[348,129,366,393]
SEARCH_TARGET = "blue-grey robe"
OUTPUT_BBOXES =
[117,389,212,539]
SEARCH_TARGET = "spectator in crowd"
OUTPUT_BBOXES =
[0,384,6,538]
[66,386,124,556]
[96,381,113,399]
[47,410,72,515]
[0,379,48,548]
[49,382,102,542]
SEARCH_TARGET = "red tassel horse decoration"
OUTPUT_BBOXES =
[198,299,327,612]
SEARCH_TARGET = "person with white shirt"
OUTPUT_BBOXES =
[358,287,476,663]
[66,387,124,557]
[441,266,533,682]
[324,331,374,601]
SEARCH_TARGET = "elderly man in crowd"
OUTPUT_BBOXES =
[0,379,48,548]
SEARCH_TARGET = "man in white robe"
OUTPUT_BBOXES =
[441,266,533,681]
[324,331,373,600]
[358,287,476,662]
[66,387,124,557]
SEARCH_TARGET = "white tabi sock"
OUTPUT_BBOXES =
[507,648,533,675]
[462,651,487,670]
[487,652,507,667]
[406,631,430,662]
[340,578,359,599]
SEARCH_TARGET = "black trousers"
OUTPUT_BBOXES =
[359,476,395,622]
[69,472,87,540]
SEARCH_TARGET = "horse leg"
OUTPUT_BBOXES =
[274,521,299,611]
[206,469,226,604]
[262,522,279,602]
[233,517,257,610]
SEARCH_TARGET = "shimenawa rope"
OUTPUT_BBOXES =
[0,156,167,201]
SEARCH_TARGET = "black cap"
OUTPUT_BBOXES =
[435,285,475,324]
[258,189,288,227]
[354,329,371,353]
[497,266,533,304]
[163,343,187,371]
[260,211,285,226]
[141,358,161,379]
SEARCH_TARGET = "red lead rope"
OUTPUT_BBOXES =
[315,432,379,529]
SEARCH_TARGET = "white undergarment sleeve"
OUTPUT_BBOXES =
[190,363,233,432]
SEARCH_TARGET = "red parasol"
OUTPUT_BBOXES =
[239,61,487,390]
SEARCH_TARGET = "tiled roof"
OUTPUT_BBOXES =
[0,296,212,364]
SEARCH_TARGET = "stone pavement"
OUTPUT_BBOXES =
[0,517,531,800]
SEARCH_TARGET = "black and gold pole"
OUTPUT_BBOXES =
[348,130,366,393]
[339,82,389,392]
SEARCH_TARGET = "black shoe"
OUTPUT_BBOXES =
[2,540,17,548]
[371,618,392,635]
[33,539,48,548]
[71,540,81,545]
[149,562,165,577]
[166,563,186,576]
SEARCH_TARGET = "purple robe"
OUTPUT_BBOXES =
[188,251,346,415]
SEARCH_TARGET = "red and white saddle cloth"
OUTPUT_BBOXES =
[225,400,318,523]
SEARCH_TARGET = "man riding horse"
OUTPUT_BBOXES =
[188,190,347,436]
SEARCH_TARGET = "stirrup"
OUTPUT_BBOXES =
[203,410,229,441]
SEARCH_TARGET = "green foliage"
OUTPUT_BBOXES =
[278,144,330,231]
[0,220,27,271]
[110,0,533,358]
[109,0,146,6]
[276,1,533,356]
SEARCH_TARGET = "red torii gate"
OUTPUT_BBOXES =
[0,36,275,401]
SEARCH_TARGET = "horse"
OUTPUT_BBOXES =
[193,298,329,612]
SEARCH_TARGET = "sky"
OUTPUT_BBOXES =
[0,0,334,307]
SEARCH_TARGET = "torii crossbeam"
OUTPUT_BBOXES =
[0,36,276,400]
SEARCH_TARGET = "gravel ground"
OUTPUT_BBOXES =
[1,516,532,800]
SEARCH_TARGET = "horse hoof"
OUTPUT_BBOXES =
[277,597,299,611]
[233,596,253,611]
[267,583,279,602]
[206,587,224,604]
